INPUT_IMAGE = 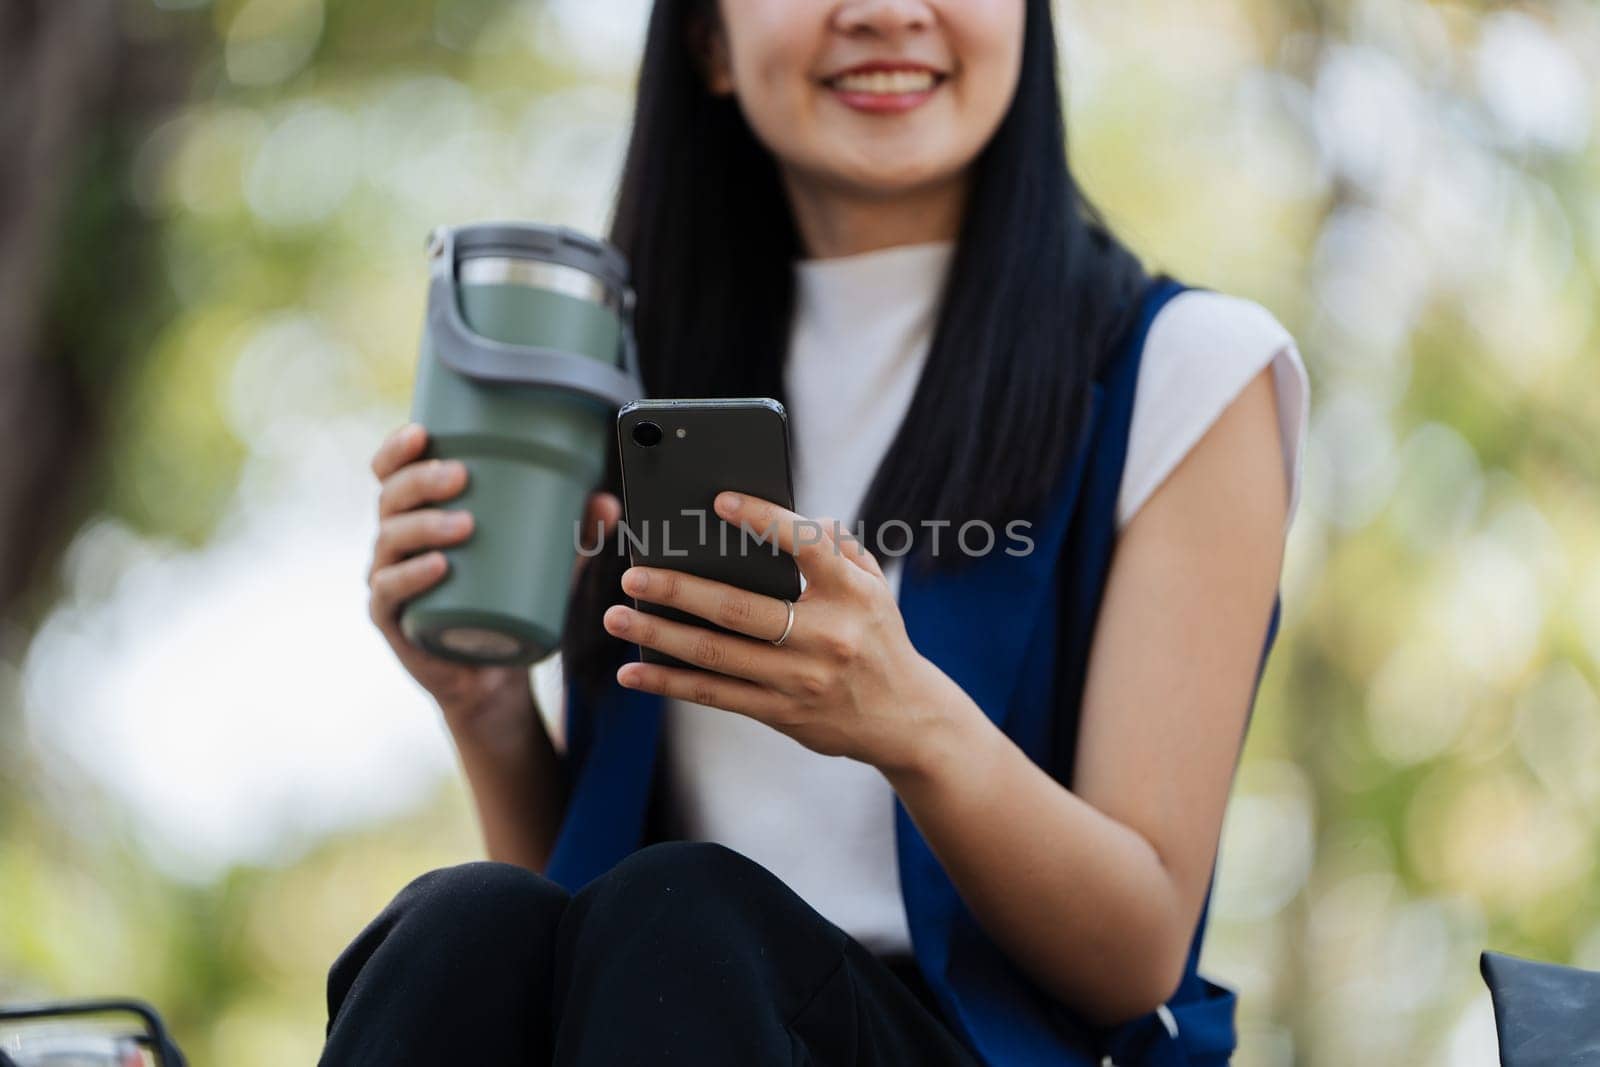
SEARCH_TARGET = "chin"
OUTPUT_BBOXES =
[828,152,958,197]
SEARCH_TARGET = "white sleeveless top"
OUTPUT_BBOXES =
[535,240,1309,954]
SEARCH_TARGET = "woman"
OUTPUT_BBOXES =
[332,0,1308,1064]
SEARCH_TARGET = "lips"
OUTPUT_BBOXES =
[827,68,942,94]
[821,62,948,112]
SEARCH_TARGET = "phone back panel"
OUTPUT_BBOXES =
[617,399,803,669]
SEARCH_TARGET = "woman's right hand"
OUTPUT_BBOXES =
[366,422,621,733]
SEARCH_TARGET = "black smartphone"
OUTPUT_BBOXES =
[616,398,804,670]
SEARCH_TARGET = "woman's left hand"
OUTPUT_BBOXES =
[602,490,962,776]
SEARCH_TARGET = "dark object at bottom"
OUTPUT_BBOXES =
[1481,950,1600,1066]
[0,998,186,1067]
[878,950,947,1020]
[321,842,982,1066]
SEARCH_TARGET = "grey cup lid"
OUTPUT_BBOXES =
[432,221,631,301]
[424,222,645,402]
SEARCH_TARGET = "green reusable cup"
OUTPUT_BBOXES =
[400,222,643,664]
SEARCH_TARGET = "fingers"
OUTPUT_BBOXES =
[812,515,884,580]
[602,604,798,686]
[369,551,449,630]
[586,491,622,527]
[379,457,468,518]
[615,660,787,722]
[369,425,469,632]
[371,508,474,577]
[621,565,791,642]
[372,423,427,481]
[712,492,844,583]
[579,491,622,551]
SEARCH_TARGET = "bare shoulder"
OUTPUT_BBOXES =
[1132,363,1288,560]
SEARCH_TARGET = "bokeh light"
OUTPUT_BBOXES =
[2,1,1598,1064]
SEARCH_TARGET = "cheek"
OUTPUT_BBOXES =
[724,9,818,132]
[730,67,815,173]
[944,2,1026,133]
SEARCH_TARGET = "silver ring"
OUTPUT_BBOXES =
[771,598,796,647]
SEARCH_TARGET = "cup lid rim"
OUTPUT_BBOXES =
[445,221,630,296]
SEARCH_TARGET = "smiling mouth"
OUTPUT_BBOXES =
[823,69,947,95]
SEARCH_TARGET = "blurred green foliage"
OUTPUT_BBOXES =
[2,1,1598,1064]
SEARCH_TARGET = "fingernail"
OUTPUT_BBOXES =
[621,567,646,593]
[451,511,473,531]
[718,492,742,514]
[618,664,639,687]
[605,606,630,633]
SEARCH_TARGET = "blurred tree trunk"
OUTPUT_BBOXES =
[0,0,192,630]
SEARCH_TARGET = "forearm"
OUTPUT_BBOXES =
[443,680,568,873]
[882,681,1189,1026]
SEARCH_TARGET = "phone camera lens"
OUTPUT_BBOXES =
[632,421,663,447]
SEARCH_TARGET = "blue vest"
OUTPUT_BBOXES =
[547,279,1282,1066]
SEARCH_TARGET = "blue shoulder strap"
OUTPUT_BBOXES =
[1049,276,1188,787]
[1059,279,1287,1066]
[897,277,1202,1067]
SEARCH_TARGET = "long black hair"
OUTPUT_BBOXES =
[562,0,1150,700]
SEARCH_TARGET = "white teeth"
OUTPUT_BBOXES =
[830,69,937,95]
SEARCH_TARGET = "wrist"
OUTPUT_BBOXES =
[441,677,541,758]
[879,660,993,796]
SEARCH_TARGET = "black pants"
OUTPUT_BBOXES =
[321,841,984,1066]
